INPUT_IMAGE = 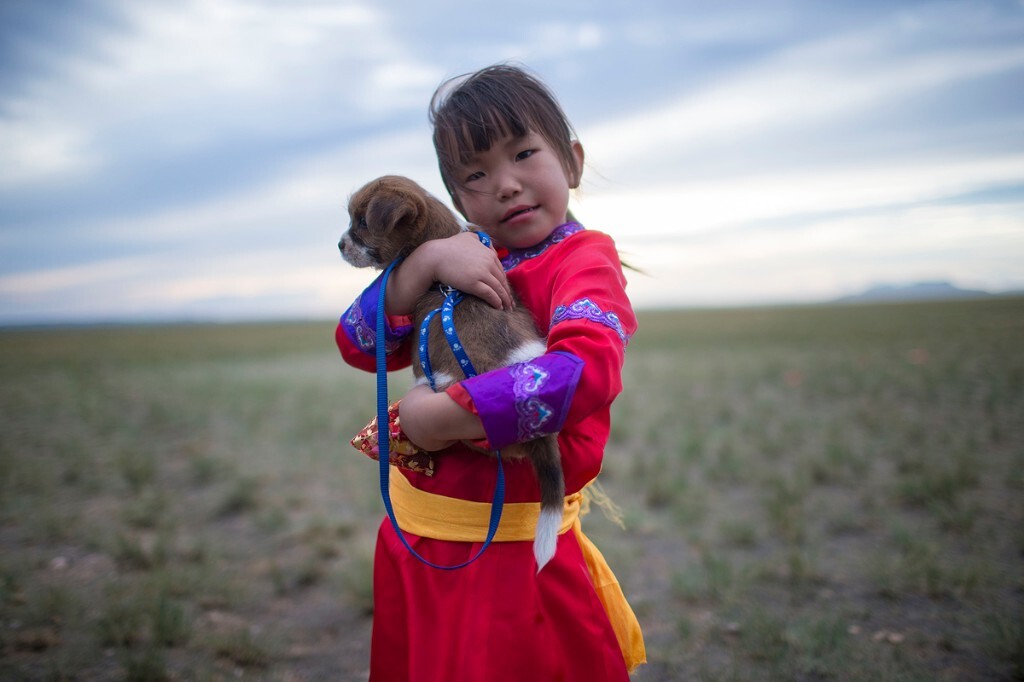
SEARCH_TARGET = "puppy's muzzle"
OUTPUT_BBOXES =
[338,232,376,268]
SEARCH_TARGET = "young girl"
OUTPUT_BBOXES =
[336,64,646,681]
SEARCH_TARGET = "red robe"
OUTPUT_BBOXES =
[337,224,639,681]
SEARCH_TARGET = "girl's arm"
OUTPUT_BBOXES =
[398,384,485,452]
[336,231,513,371]
[386,231,515,450]
[433,233,634,451]
[385,232,515,315]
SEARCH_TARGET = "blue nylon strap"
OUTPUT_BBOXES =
[418,306,442,391]
[419,289,479,391]
[376,254,505,571]
[441,290,478,378]
[417,230,491,390]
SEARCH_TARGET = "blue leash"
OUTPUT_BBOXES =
[418,289,475,390]
[375,236,505,570]
[418,232,493,390]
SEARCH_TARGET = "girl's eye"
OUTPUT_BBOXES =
[515,149,535,162]
[465,171,484,183]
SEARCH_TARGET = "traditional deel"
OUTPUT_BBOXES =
[336,224,645,680]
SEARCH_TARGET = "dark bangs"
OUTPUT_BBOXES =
[430,65,578,205]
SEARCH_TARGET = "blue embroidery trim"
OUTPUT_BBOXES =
[345,292,406,355]
[550,298,630,346]
[501,222,584,271]
[344,299,375,352]
[511,362,554,441]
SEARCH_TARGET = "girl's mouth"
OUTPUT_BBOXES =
[500,205,537,223]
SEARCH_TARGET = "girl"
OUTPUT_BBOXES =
[336,64,646,681]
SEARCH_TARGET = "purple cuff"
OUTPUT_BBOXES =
[460,351,584,450]
[341,271,412,355]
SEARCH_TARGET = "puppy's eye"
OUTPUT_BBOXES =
[358,217,368,229]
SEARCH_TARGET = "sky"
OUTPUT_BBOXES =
[1,0,1022,324]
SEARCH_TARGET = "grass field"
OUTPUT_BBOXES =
[1,298,1022,681]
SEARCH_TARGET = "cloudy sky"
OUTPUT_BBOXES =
[1,0,1022,324]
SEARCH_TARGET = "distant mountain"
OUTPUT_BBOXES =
[835,281,993,304]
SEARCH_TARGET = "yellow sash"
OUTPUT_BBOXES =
[390,471,647,672]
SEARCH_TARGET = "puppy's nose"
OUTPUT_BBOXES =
[338,237,346,254]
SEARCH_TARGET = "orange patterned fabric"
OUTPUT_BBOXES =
[350,401,435,477]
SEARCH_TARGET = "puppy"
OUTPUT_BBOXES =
[339,175,565,571]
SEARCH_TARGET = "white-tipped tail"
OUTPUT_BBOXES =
[534,508,561,572]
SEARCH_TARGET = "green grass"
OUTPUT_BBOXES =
[1,298,1023,680]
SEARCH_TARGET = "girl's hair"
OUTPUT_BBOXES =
[429,64,581,213]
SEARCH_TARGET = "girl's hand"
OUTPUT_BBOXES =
[430,232,514,311]
[385,232,513,315]
[398,384,485,452]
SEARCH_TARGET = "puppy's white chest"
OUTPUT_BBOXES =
[505,340,547,366]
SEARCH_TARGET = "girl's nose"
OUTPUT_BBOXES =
[495,170,521,200]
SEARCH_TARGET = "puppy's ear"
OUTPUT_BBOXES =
[420,192,463,241]
[366,188,424,236]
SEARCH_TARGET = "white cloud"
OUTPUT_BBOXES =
[0,0,437,189]
[0,125,444,321]
[583,30,1024,177]
[0,257,149,299]
[620,6,798,50]
[2,1,1022,322]
[617,198,1024,308]
[0,247,359,322]
[565,11,1024,307]
[577,154,1024,243]
[0,105,96,185]
[575,148,1024,308]
[575,23,605,50]
[89,1,383,93]
[84,124,442,244]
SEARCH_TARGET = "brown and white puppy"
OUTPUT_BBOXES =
[339,175,565,571]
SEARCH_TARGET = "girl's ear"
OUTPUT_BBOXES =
[447,184,467,219]
[568,141,585,189]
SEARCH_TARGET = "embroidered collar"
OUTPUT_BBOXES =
[500,222,585,271]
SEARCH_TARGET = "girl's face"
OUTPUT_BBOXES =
[452,131,583,250]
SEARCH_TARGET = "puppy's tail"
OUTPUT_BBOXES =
[527,435,565,573]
